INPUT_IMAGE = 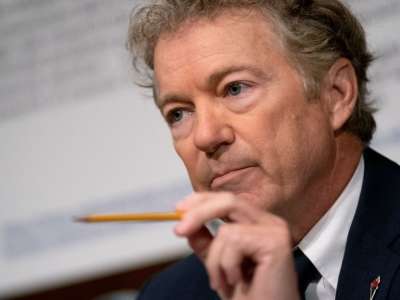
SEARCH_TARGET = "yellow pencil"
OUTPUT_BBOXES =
[74,211,183,223]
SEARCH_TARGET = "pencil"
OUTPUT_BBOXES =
[74,211,183,223]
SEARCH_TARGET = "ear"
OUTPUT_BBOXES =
[320,58,358,131]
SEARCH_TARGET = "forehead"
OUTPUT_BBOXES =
[155,9,283,64]
[152,9,287,102]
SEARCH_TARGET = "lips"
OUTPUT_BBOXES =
[210,166,256,190]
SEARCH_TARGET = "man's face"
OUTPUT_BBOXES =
[153,10,336,217]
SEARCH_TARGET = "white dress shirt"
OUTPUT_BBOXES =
[297,157,364,300]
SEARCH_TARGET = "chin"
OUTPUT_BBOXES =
[237,187,284,212]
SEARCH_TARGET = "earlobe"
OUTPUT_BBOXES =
[323,58,358,131]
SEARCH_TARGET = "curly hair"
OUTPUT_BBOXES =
[127,0,376,143]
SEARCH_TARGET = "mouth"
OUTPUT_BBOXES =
[210,166,257,190]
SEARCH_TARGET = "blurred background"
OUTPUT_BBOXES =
[0,0,399,299]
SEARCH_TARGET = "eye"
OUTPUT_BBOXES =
[165,108,190,126]
[225,82,249,97]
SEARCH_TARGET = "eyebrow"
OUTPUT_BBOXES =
[207,64,270,88]
[156,64,270,109]
[156,92,190,110]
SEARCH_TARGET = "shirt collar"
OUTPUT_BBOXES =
[298,157,364,290]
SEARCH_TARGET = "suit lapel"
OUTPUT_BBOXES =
[336,231,400,299]
[336,148,400,300]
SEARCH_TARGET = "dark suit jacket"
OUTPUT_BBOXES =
[138,148,400,300]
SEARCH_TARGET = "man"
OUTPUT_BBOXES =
[127,0,400,299]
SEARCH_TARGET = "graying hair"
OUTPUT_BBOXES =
[127,0,376,143]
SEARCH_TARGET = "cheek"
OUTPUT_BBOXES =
[174,139,194,171]
[174,139,208,190]
[170,113,195,140]
[275,109,334,177]
[252,103,330,178]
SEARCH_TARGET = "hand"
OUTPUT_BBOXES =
[174,192,300,300]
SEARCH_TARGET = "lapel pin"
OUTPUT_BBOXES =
[369,276,381,300]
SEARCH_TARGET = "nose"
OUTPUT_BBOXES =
[193,106,234,156]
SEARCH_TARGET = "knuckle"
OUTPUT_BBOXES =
[270,225,292,249]
[216,223,230,239]
[255,215,292,249]
[275,218,290,233]
[229,226,243,244]
[220,253,235,270]
[219,191,236,204]
[216,224,243,246]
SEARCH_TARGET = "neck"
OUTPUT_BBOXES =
[290,133,364,244]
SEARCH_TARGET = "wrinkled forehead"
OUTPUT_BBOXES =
[155,7,281,47]
[152,9,289,105]
[154,8,285,69]
[151,7,288,77]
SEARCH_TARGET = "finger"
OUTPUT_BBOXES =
[175,192,205,211]
[226,200,264,223]
[175,193,232,235]
[217,225,244,286]
[176,191,235,211]
[217,269,233,300]
[205,227,226,291]
[186,226,213,260]
[208,224,262,286]
[206,224,251,299]
[176,193,260,236]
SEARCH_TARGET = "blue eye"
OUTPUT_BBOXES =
[166,108,192,126]
[226,82,247,96]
